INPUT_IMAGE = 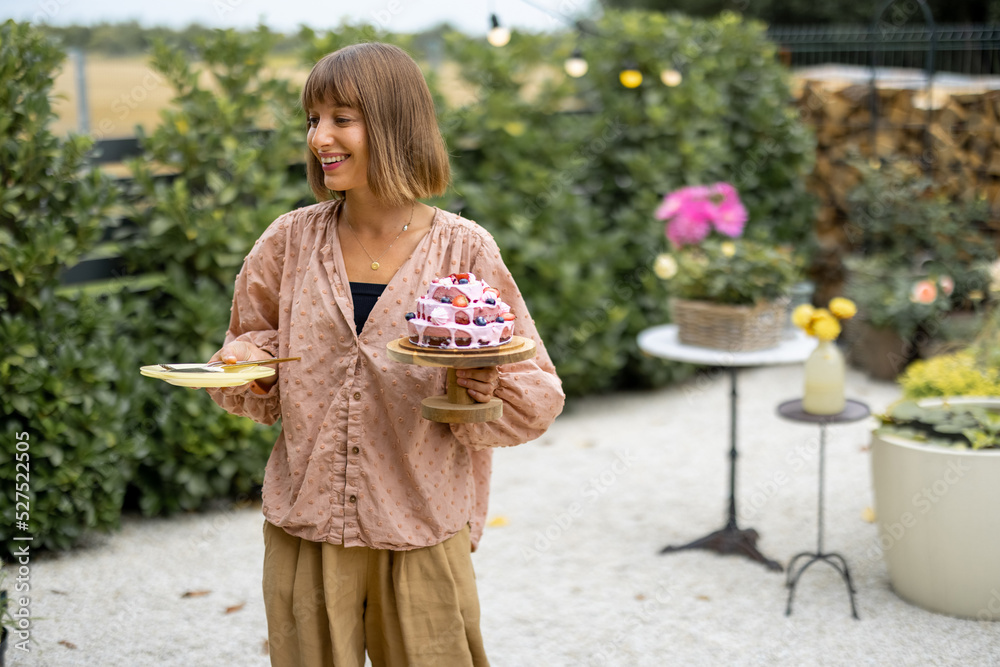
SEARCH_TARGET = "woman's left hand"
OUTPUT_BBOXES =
[456,367,500,403]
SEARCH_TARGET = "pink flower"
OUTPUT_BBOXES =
[666,200,712,246]
[910,280,938,304]
[655,191,685,221]
[711,182,739,206]
[713,200,748,237]
[657,182,747,246]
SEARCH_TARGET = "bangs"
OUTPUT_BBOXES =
[301,52,362,113]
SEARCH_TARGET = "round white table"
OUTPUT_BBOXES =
[637,324,814,571]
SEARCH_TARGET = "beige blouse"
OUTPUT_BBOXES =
[207,200,565,550]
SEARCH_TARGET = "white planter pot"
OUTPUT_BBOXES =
[870,397,1000,620]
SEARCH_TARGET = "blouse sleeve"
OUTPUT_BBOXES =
[205,217,287,426]
[449,232,565,449]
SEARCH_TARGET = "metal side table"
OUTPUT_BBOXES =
[776,398,870,619]
[638,325,813,572]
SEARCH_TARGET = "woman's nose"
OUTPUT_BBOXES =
[311,118,336,149]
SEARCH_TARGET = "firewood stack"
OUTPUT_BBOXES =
[789,65,1000,298]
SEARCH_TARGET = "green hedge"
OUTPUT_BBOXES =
[0,20,126,555]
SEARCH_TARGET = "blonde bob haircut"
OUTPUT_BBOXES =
[301,42,450,207]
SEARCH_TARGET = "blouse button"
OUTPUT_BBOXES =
[349,495,357,503]
[354,392,362,400]
[353,447,360,455]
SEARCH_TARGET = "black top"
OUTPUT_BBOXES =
[349,281,387,335]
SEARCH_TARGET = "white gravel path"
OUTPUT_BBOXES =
[10,364,1000,666]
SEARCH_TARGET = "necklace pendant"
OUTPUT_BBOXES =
[371,261,380,271]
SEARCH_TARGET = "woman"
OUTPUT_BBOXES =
[207,42,564,667]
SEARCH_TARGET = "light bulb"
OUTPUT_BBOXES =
[487,14,510,47]
[660,68,682,87]
[619,66,642,89]
[564,48,588,78]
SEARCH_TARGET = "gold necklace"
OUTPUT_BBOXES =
[344,202,415,271]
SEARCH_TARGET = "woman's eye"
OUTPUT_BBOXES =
[306,116,319,127]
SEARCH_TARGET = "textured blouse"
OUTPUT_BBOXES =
[207,200,565,550]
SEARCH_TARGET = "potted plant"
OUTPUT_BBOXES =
[841,255,962,380]
[653,183,801,351]
[841,158,997,378]
[869,307,1000,620]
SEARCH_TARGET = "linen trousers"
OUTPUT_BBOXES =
[262,521,490,667]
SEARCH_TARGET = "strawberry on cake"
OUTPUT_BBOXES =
[405,273,516,349]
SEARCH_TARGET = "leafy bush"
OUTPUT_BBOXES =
[119,27,311,514]
[898,352,1000,400]
[0,21,124,557]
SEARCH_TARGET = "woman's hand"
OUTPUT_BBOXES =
[209,341,277,391]
[455,367,500,403]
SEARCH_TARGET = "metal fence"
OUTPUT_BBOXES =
[767,23,1000,75]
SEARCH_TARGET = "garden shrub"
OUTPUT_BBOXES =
[119,27,311,515]
[0,21,124,557]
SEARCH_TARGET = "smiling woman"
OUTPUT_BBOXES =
[204,41,565,666]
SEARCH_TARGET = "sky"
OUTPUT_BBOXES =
[0,0,599,35]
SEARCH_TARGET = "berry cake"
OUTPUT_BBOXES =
[405,273,516,349]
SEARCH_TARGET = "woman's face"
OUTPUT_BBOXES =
[306,100,369,195]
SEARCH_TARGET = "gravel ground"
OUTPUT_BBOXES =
[11,364,1000,666]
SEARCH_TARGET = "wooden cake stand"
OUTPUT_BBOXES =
[386,336,536,423]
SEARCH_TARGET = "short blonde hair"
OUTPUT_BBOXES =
[301,42,450,207]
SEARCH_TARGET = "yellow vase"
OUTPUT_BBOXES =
[803,339,845,415]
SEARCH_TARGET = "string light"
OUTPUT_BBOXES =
[564,47,588,78]
[660,68,683,87]
[619,62,642,88]
[487,14,511,47]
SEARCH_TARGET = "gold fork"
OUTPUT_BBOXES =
[159,357,301,372]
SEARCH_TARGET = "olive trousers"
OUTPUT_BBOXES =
[262,521,490,667]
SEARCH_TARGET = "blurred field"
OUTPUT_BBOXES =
[49,52,484,141]
[50,53,314,139]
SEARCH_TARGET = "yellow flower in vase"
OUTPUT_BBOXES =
[811,309,842,341]
[829,297,857,320]
[793,298,857,415]
[791,304,816,332]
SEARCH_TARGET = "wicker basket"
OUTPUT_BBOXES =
[670,298,786,352]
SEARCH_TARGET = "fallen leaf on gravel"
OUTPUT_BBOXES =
[487,516,509,528]
[225,602,246,614]
[50,589,67,595]
[262,639,270,655]
[697,595,710,601]
[635,594,646,601]
[182,590,212,598]
[861,506,876,523]
[59,640,77,649]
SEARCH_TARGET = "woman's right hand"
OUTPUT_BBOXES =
[209,340,272,365]
[209,341,277,391]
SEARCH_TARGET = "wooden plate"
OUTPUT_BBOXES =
[387,336,536,369]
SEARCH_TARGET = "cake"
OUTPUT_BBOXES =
[406,273,515,349]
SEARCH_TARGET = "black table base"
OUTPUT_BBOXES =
[661,519,782,571]
[660,368,782,572]
[776,398,870,619]
[785,550,859,618]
